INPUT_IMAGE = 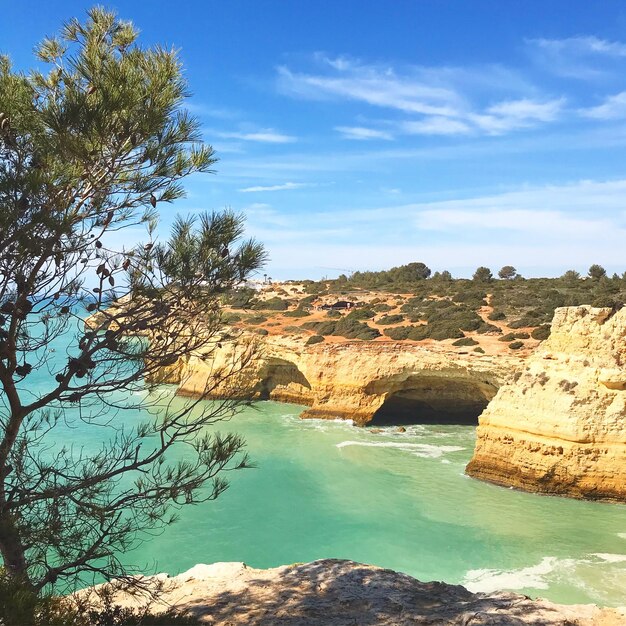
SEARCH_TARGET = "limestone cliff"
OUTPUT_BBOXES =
[171,335,515,426]
[466,306,626,501]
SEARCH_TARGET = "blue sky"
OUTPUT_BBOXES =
[4,1,626,279]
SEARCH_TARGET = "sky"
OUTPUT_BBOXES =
[3,1,626,279]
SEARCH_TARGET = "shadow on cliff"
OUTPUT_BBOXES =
[177,559,573,625]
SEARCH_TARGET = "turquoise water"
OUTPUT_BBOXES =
[18,321,626,606]
[121,399,626,607]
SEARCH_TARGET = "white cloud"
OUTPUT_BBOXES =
[277,56,566,137]
[218,129,297,143]
[238,182,312,193]
[277,62,462,117]
[527,36,626,79]
[238,178,626,279]
[530,36,626,58]
[469,97,565,134]
[402,117,471,136]
[581,91,626,119]
[335,126,394,140]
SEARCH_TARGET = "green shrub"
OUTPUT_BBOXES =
[428,323,464,341]
[326,309,342,318]
[498,333,516,342]
[452,337,479,346]
[283,308,311,318]
[477,322,501,334]
[531,325,551,340]
[333,317,380,340]
[372,303,393,312]
[254,328,269,336]
[283,325,306,334]
[474,346,485,353]
[301,321,336,335]
[222,312,241,323]
[509,340,524,350]
[224,287,257,309]
[408,325,431,341]
[345,308,375,320]
[487,310,506,321]
[245,315,267,325]
[384,326,410,340]
[356,327,381,340]
[254,297,289,311]
[306,335,325,345]
[377,314,404,325]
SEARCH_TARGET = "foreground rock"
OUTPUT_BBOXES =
[172,336,515,426]
[467,306,626,501]
[85,559,625,625]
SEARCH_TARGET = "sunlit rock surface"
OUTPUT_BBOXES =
[172,336,514,426]
[467,306,626,501]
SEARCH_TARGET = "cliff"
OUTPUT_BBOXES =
[466,306,626,501]
[81,559,626,625]
[172,335,516,426]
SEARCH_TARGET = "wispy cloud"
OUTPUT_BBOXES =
[581,91,626,119]
[277,55,566,137]
[530,36,626,58]
[527,36,626,79]
[218,129,297,143]
[277,59,462,116]
[401,117,471,136]
[334,126,394,140]
[254,178,626,278]
[239,182,312,192]
[470,97,566,134]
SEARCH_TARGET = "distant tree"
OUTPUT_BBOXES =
[561,269,580,282]
[432,270,452,281]
[588,264,607,280]
[440,270,453,281]
[472,266,493,282]
[0,8,266,594]
[498,265,517,280]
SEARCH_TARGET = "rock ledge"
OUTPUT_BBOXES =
[88,558,626,625]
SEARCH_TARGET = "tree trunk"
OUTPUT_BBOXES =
[0,512,32,589]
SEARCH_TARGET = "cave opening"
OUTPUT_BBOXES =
[369,380,492,426]
[255,358,311,401]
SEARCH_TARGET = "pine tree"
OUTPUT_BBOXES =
[0,8,265,591]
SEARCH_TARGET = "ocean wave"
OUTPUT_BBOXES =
[591,553,626,563]
[463,556,567,593]
[335,440,465,458]
[463,553,626,597]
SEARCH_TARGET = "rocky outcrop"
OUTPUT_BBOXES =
[466,306,626,501]
[82,559,626,625]
[172,336,515,426]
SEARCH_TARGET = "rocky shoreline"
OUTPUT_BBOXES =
[84,559,626,625]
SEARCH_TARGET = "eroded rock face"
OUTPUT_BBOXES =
[80,559,626,625]
[172,336,514,426]
[466,306,626,501]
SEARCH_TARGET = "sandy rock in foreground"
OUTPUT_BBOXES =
[86,559,626,625]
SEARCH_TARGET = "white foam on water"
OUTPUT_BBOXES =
[463,556,563,593]
[335,440,465,458]
[617,533,626,540]
[591,553,626,563]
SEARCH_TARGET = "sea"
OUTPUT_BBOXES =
[19,320,626,606]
